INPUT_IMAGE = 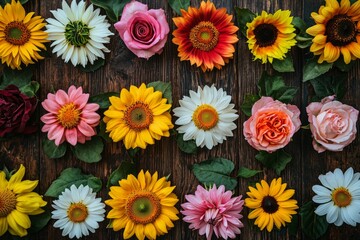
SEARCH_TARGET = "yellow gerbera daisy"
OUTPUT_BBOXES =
[245,178,298,232]
[0,164,47,237]
[104,83,174,149]
[246,10,297,63]
[306,0,360,64]
[0,0,48,69]
[105,170,179,240]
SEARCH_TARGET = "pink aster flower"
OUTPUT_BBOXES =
[181,184,244,240]
[41,86,100,146]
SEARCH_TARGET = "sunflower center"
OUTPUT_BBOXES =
[192,104,219,130]
[124,102,153,131]
[4,21,31,45]
[261,196,279,213]
[332,187,352,207]
[65,21,90,47]
[67,203,88,223]
[57,103,81,129]
[0,190,17,217]
[326,15,356,46]
[125,191,161,224]
[254,23,278,47]
[189,21,219,51]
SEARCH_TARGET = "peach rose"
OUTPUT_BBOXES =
[243,97,301,152]
[306,96,359,153]
[114,0,170,59]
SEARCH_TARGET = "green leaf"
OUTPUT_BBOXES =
[107,161,137,188]
[237,167,262,178]
[147,81,172,104]
[77,58,105,72]
[72,136,104,163]
[257,72,298,103]
[176,133,197,154]
[292,16,307,33]
[98,120,112,142]
[19,81,40,97]
[168,0,190,15]
[29,209,51,233]
[310,71,346,101]
[89,92,118,109]
[0,67,33,90]
[127,147,140,158]
[288,214,299,236]
[334,57,356,72]
[42,139,67,159]
[90,0,131,22]
[303,58,333,82]
[255,149,292,175]
[292,17,313,49]
[45,168,102,197]
[192,157,237,190]
[241,94,260,116]
[0,0,28,7]
[235,7,256,37]
[272,55,295,73]
[300,201,329,240]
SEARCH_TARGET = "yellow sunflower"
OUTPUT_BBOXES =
[245,178,298,232]
[172,1,239,72]
[0,0,48,69]
[104,83,174,149]
[306,0,360,64]
[246,10,297,63]
[105,170,179,240]
[0,164,47,237]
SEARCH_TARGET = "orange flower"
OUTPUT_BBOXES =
[172,1,238,71]
[306,0,360,64]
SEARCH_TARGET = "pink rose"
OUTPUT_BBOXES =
[114,1,170,59]
[243,97,301,152]
[306,96,359,153]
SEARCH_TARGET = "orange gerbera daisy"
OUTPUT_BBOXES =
[306,0,360,64]
[172,1,238,72]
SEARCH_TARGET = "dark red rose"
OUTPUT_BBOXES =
[0,85,37,137]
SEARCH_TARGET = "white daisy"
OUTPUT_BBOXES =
[51,184,106,239]
[173,85,239,149]
[45,0,113,67]
[312,167,360,226]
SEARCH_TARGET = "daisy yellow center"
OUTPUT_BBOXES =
[189,21,219,51]
[124,102,153,131]
[192,104,219,130]
[326,15,356,46]
[0,189,16,217]
[67,203,88,223]
[261,196,279,213]
[57,103,81,129]
[332,187,352,207]
[125,191,161,224]
[254,23,278,47]
[65,21,90,47]
[4,21,31,45]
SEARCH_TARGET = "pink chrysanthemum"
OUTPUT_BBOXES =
[181,184,244,240]
[41,86,100,146]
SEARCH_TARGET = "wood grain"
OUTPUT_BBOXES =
[1,0,360,239]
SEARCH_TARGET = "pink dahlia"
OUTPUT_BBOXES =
[41,86,100,146]
[181,184,244,240]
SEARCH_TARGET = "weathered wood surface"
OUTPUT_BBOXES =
[1,0,360,239]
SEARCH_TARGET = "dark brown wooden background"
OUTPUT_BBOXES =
[1,0,360,239]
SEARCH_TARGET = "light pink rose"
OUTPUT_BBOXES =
[114,1,170,59]
[306,96,359,153]
[243,97,301,152]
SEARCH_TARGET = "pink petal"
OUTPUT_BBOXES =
[78,121,95,137]
[40,113,58,125]
[65,128,78,146]
[42,99,60,113]
[55,89,69,105]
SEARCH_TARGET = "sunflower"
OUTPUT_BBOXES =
[0,164,47,237]
[172,1,239,72]
[105,170,179,240]
[245,178,298,232]
[307,0,360,64]
[103,83,174,149]
[0,0,48,69]
[246,10,297,64]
